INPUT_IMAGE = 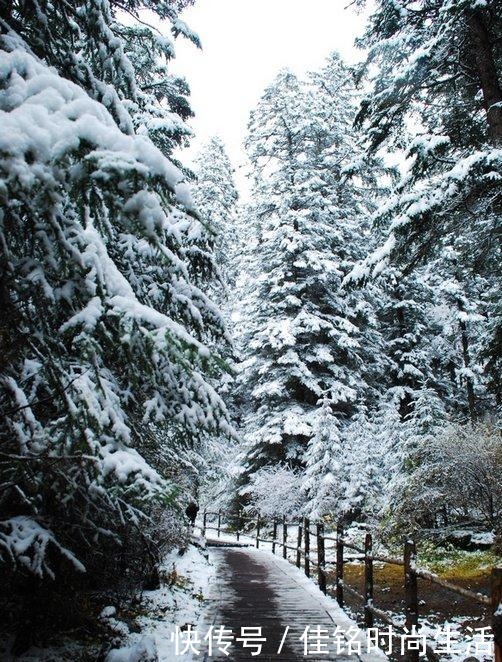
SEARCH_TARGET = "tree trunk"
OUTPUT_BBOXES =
[459,318,477,420]
[468,10,502,144]
[457,299,477,420]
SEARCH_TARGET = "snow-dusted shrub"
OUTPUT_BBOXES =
[240,465,304,519]
[383,422,502,542]
[427,423,501,529]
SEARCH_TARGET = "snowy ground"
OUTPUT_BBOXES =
[103,538,214,661]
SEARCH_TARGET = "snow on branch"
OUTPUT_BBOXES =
[0,517,86,579]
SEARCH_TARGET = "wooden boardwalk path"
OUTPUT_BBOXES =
[200,544,387,661]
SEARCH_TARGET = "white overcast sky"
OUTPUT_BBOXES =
[167,0,370,192]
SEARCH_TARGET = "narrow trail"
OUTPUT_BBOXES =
[200,543,386,662]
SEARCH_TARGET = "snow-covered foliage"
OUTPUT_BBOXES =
[0,0,230,592]
[1,0,501,652]
[103,543,214,662]
[355,0,502,407]
[231,42,501,531]
[302,397,346,519]
[192,137,239,303]
[379,387,448,534]
[241,465,304,518]
[236,58,383,515]
[186,137,241,509]
[401,422,502,539]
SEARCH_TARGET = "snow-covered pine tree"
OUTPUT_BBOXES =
[355,0,502,407]
[0,0,230,596]
[302,396,346,520]
[307,54,389,412]
[376,268,441,419]
[365,393,405,519]
[383,386,448,536]
[427,245,490,420]
[342,408,379,521]
[192,137,239,305]
[237,59,379,512]
[186,138,241,509]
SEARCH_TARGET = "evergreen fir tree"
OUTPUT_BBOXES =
[429,246,490,420]
[303,396,346,519]
[0,0,229,587]
[342,409,379,520]
[384,386,448,535]
[377,268,440,419]
[192,136,239,303]
[367,394,404,517]
[238,60,379,506]
[355,0,502,405]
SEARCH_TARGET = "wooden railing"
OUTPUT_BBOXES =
[202,510,502,662]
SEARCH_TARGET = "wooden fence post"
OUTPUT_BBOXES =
[236,510,241,542]
[202,511,207,537]
[296,522,303,568]
[217,510,221,538]
[364,532,374,628]
[336,522,344,608]
[272,519,278,555]
[404,539,419,662]
[282,516,288,560]
[492,567,502,662]
[256,513,261,548]
[317,523,326,594]
[304,518,310,578]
